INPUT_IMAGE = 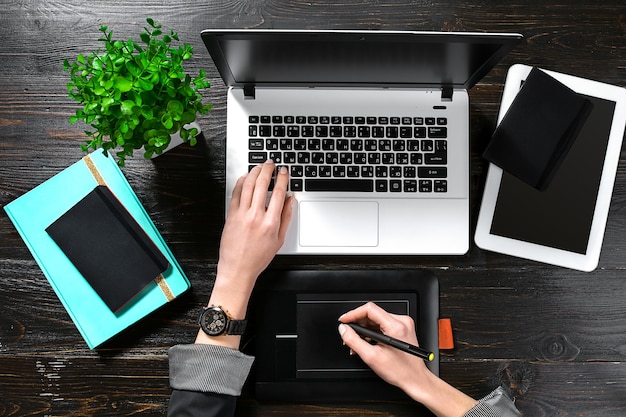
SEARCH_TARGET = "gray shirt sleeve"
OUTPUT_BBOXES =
[463,387,522,417]
[169,344,521,416]
[168,344,255,396]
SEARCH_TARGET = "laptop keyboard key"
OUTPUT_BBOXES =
[425,152,447,165]
[344,126,357,137]
[404,180,418,192]
[297,152,311,163]
[428,126,447,138]
[294,139,307,150]
[291,165,304,177]
[375,180,388,192]
[333,166,346,177]
[305,166,318,177]
[419,180,433,192]
[418,167,447,178]
[249,138,264,150]
[312,152,325,164]
[315,125,328,137]
[249,152,267,164]
[386,126,398,138]
[330,126,343,137]
[347,166,360,177]
[291,179,303,191]
[410,153,423,165]
[414,126,427,138]
[259,125,271,137]
[305,179,374,192]
[375,166,388,177]
[336,139,349,151]
[308,139,321,150]
[372,126,385,138]
[280,138,293,150]
[326,152,339,164]
[287,125,300,137]
[269,152,282,163]
[361,166,374,177]
[322,139,336,150]
[284,152,296,163]
[266,139,278,150]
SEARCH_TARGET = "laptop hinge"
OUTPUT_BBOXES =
[441,86,453,102]
[244,85,256,100]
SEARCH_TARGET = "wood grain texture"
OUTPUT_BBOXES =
[1,0,626,415]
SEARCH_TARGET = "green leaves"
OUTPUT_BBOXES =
[114,76,132,92]
[63,18,211,166]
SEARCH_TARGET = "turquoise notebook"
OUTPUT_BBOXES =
[4,149,191,349]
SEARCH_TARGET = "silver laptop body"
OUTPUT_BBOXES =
[201,30,522,255]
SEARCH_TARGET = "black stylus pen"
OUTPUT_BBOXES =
[344,322,435,362]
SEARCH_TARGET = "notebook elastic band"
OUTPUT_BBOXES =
[82,153,176,302]
[83,154,106,186]
[155,274,175,302]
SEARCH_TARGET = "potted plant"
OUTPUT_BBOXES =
[63,18,211,166]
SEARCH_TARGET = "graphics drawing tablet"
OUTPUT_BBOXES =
[243,269,439,403]
[475,64,626,271]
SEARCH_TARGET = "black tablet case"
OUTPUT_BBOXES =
[483,67,593,191]
[244,269,439,403]
[46,185,169,312]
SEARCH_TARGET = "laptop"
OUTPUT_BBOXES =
[201,30,522,255]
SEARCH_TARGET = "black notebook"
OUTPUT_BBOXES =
[483,67,593,191]
[46,185,169,312]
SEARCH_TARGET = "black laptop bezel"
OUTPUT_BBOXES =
[201,29,522,90]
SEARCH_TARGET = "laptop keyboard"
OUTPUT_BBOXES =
[248,115,448,194]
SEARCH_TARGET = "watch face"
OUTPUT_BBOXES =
[202,307,228,336]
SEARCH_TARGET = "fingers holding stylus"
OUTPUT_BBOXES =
[339,302,419,347]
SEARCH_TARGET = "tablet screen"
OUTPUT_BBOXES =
[490,94,615,254]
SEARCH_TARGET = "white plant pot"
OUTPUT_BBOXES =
[149,121,201,158]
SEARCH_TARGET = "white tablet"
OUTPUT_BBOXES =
[475,64,626,271]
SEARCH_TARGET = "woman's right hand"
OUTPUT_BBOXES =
[337,302,430,391]
[338,302,478,417]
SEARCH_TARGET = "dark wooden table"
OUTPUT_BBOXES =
[1,1,625,416]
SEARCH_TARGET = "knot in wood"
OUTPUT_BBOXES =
[539,334,580,361]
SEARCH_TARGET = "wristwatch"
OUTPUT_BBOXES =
[198,306,247,336]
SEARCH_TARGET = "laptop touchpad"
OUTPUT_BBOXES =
[299,201,379,247]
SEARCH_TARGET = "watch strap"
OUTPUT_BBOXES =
[225,318,248,335]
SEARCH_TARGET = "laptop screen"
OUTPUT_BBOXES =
[201,30,522,89]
